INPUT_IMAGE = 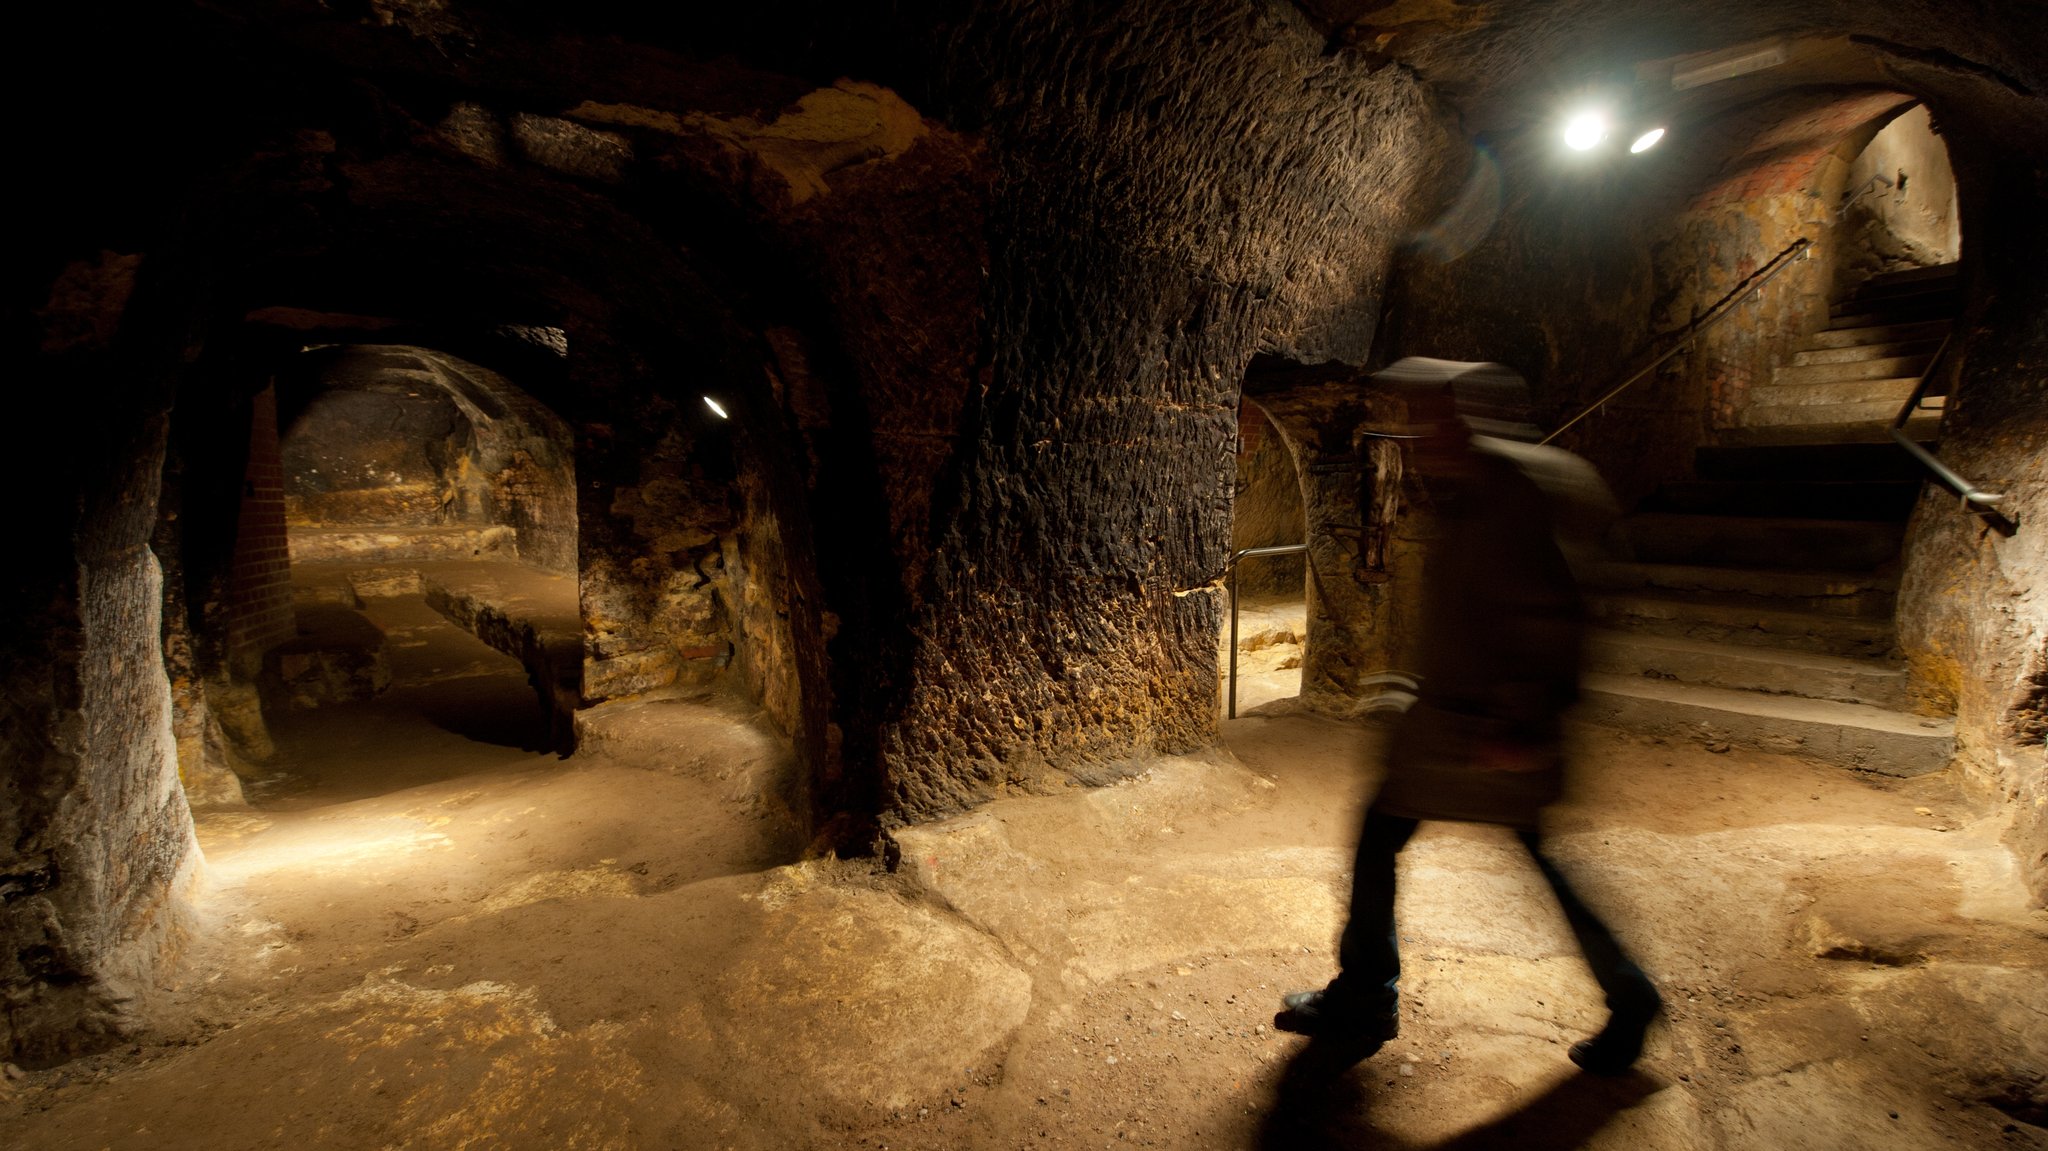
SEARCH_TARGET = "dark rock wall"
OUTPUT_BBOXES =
[7,248,202,1064]
[160,354,290,792]
[574,349,745,702]
[681,84,993,828]
[152,449,250,810]
[1,532,198,1065]
[283,381,467,526]
[428,350,575,572]
[870,0,1453,816]
[1896,149,2048,901]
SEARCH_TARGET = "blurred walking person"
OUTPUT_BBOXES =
[1274,358,1661,1076]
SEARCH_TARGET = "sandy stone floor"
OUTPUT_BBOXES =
[2,593,2044,1150]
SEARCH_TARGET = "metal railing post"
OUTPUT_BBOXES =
[1887,333,2017,535]
[1227,560,1240,720]
[1224,543,1310,718]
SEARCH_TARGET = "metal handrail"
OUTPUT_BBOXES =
[1225,543,1308,719]
[1888,333,2018,535]
[1542,237,1814,446]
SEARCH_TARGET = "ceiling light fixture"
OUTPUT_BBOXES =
[1563,110,1610,151]
[1629,127,1666,153]
[1670,39,1788,91]
[703,396,729,419]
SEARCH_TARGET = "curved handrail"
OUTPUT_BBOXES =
[1887,333,2018,535]
[1541,237,1813,447]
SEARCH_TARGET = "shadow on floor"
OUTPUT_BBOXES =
[1256,1040,1662,1150]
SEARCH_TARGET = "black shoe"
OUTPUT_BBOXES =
[1568,986,1662,1075]
[1273,989,1399,1046]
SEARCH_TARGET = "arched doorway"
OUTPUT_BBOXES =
[1833,103,1963,296]
[1224,400,1309,714]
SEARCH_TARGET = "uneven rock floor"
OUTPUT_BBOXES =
[3,594,2044,1150]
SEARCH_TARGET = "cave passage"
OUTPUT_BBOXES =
[9,3,2045,1145]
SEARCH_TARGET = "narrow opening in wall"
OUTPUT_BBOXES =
[1225,401,1308,713]
[1833,103,1963,297]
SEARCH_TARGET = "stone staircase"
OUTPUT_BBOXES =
[1735,263,1958,443]
[1577,265,1960,775]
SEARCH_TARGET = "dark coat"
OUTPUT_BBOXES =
[1371,443,1601,829]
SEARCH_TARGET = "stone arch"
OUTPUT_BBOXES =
[1232,375,1412,710]
[1832,103,1964,294]
[1230,401,1309,599]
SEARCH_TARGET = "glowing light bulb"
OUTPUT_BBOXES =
[703,396,729,419]
[1630,127,1666,153]
[1563,111,1609,151]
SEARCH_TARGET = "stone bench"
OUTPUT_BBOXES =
[289,557,582,752]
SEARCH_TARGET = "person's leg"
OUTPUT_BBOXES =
[1518,830,1661,1073]
[1330,808,1420,1009]
[1276,807,1417,1040]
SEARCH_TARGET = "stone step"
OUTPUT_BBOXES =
[1830,286,1957,316]
[1638,479,1920,522]
[1774,355,1936,386]
[1794,319,1949,351]
[288,524,518,564]
[1749,376,1928,408]
[1590,591,1895,659]
[1859,263,1960,291]
[1601,562,1897,617]
[1620,512,1904,570]
[1578,673,1953,776]
[1828,301,1956,330]
[1715,415,1943,447]
[1584,630,1912,709]
[1693,442,1930,483]
[1741,395,1942,428]
[1837,271,1959,310]
[1790,338,1944,367]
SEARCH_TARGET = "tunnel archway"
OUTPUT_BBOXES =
[1832,103,1963,297]
[248,342,585,796]
[157,327,596,810]
[4,92,867,1055]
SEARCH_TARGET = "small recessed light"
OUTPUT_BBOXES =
[1630,127,1666,153]
[703,396,729,419]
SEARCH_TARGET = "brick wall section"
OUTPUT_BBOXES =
[225,385,295,674]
